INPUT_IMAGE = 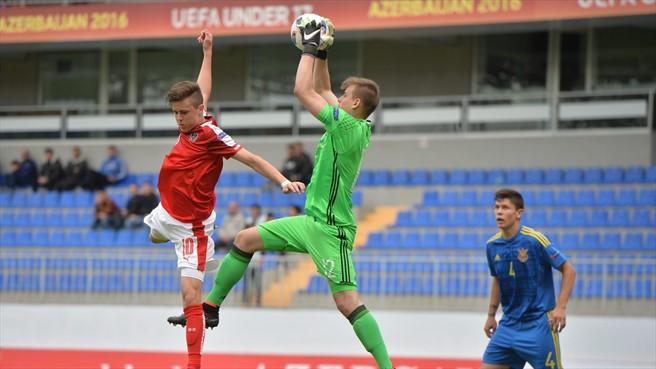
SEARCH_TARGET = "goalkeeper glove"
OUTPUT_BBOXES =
[301,20,321,56]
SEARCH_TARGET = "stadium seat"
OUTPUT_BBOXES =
[486,169,505,185]
[467,170,486,185]
[59,192,76,208]
[0,192,10,208]
[10,192,28,207]
[630,209,652,227]
[384,232,402,248]
[395,211,413,227]
[638,189,656,206]
[622,233,644,250]
[460,191,477,206]
[610,210,629,227]
[601,232,621,249]
[461,233,479,248]
[561,232,580,250]
[43,191,59,208]
[352,192,362,207]
[13,211,30,227]
[544,169,563,184]
[366,232,384,248]
[521,190,536,207]
[252,173,268,187]
[583,168,603,184]
[624,166,644,183]
[440,191,458,206]
[372,170,390,186]
[470,210,489,227]
[548,210,568,227]
[234,172,251,187]
[421,232,440,248]
[526,210,547,227]
[422,191,439,207]
[603,167,623,183]
[16,231,32,246]
[432,210,449,226]
[536,190,555,206]
[589,210,608,227]
[575,190,595,206]
[219,172,236,187]
[410,170,430,185]
[581,232,601,249]
[27,192,44,207]
[49,231,66,247]
[115,230,133,247]
[597,190,616,206]
[477,190,494,206]
[0,211,13,227]
[645,233,656,250]
[564,168,583,184]
[448,169,467,185]
[441,232,460,248]
[30,212,47,227]
[356,170,373,186]
[646,167,656,183]
[506,169,524,184]
[404,232,421,247]
[65,231,84,247]
[570,209,589,227]
[414,210,433,227]
[525,169,544,184]
[430,170,448,185]
[616,189,637,206]
[75,191,94,207]
[555,190,575,206]
[449,210,469,227]
[390,170,411,186]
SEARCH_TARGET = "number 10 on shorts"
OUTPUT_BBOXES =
[182,237,195,259]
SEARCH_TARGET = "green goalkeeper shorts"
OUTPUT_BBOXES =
[258,215,357,293]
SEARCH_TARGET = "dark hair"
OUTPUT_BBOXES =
[166,81,203,107]
[44,147,54,154]
[340,77,380,118]
[494,188,524,209]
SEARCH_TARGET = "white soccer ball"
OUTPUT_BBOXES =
[290,13,334,51]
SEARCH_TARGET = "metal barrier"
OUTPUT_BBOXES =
[0,89,653,139]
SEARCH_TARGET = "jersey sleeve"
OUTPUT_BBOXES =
[315,104,366,154]
[204,123,242,158]
[537,236,567,269]
[486,245,497,277]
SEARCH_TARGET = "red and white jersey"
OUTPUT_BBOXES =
[158,115,241,223]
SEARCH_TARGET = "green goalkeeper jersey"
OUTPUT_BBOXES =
[304,104,371,229]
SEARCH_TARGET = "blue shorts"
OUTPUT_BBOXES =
[482,313,563,369]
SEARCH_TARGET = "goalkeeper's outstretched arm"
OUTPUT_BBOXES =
[294,54,328,117]
[313,56,338,106]
[196,29,213,108]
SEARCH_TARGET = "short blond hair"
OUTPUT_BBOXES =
[340,77,380,118]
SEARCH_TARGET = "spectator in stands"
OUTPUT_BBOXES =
[123,182,159,228]
[216,201,246,251]
[92,190,123,230]
[281,141,313,185]
[7,149,38,190]
[99,145,128,186]
[57,146,89,191]
[37,147,64,191]
[245,203,267,228]
[288,204,302,216]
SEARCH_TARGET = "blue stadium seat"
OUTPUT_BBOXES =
[536,190,555,206]
[486,169,505,185]
[65,231,83,247]
[581,232,600,249]
[59,192,76,208]
[448,169,467,185]
[27,192,44,207]
[219,172,236,187]
[74,191,93,207]
[461,233,479,248]
[115,230,133,247]
[395,211,413,227]
[30,212,47,227]
[49,231,65,247]
[430,170,448,185]
[390,170,411,186]
[561,232,580,250]
[33,231,49,246]
[575,190,595,206]
[477,190,494,206]
[10,192,28,207]
[440,191,458,206]
[526,210,547,227]
[0,211,13,227]
[372,170,390,186]
[251,173,268,187]
[506,169,524,184]
[564,168,583,184]
[62,211,80,227]
[366,232,384,248]
[638,189,656,206]
[432,210,449,226]
[356,170,373,186]
[43,191,59,208]
[555,190,574,206]
[82,230,100,247]
[625,166,645,183]
[601,232,621,249]
[525,169,544,184]
[470,210,489,227]
[414,210,433,227]
[0,231,16,246]
[404,232,421,247]
[616,189,637,206]
[16,231,32,246]
[449,210,469,227]
[597,190,615,206]
[352,192,362,207]
[420,232,439,248]
[570,209,589,227]
[544,169,563,184]
[548,210,568,227]
[45,209,63,227]
[646,167,656,183]
[441,232,460,248]
[460,191,477,206]
[645,233,656,251]
[521,190,536,207]
[603,167,623,183]
[422,191,439,207]
[13,211,30,227]
[234,172,252,187]
[410,170,430,185]
[467,170,486,185]
[630,209,652,227]
[589,210,608,227]
[622,233,644,250]
[78,210,94,227]
[583,168,603,184]
[610,210,629,227]
[384,232,402,248]
[0,192,10,208]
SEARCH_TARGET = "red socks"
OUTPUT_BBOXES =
[184,304,205,369]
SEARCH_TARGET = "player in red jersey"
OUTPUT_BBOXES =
[143,30,305,369]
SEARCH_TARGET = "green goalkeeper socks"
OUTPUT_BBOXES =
[349,305,393,369]
[205,246,253,306]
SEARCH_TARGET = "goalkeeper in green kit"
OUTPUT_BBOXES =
[168,15,394,369]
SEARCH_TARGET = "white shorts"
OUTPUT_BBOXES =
[144,203,219,281]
